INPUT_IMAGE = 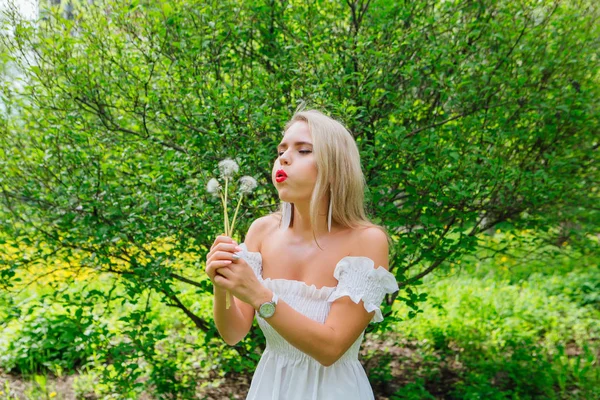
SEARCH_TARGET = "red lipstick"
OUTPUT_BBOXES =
[275,169,287,183]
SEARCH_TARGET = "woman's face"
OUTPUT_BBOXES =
[272,121,317,203]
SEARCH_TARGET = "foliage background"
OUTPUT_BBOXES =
[0,0,598,398]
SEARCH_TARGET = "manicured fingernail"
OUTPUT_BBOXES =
[235,246,242,251]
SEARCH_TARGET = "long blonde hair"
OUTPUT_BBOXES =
[274,109,389,247]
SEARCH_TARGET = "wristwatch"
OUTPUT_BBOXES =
[258,292,278,319]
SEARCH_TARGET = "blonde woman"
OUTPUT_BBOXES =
[205,109,399,400]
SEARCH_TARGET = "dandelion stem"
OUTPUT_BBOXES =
[223,177,231,309]
[229,194,244,240]
[224,177,229,236]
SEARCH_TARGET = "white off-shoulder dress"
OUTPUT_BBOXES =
[235,243,399,400]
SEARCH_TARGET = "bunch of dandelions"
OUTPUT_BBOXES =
[206,158,258,308]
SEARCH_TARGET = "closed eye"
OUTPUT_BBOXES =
[277,150,312,156]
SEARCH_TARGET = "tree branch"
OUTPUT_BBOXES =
[163,290,210,332]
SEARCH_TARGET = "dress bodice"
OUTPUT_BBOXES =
[236,243,399,400]
[237,243,399,364]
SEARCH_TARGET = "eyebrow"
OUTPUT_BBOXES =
[277,141,313,150]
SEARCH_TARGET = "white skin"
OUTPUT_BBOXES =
[205,121,389,366]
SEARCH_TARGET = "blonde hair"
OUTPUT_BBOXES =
[273,109,389,247]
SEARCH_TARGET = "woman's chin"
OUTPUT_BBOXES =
[277,191,294,203]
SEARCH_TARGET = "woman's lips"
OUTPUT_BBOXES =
[276,170,287,183]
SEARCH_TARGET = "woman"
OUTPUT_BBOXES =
[205,109,399,400]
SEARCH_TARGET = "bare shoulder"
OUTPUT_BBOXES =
[349,226,390,270]
[243,213,280,252]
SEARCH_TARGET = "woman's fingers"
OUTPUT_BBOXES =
[212,273,231,289]
[205,255,236,281]
[209,235,237,252]
[207,250,240,264]
[214,265,233,279]
[205,235,243,284]
[207,243,242,261]
[205,260,232,280]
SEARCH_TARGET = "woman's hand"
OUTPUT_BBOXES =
[205,235,240,284]
[205,235,270,307]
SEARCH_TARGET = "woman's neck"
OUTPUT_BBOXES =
[290,200,340,242]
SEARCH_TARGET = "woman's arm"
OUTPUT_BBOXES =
[211,217,271,345]
[227,226,390,366]
[213,285,255,345]
[250,290,377,366]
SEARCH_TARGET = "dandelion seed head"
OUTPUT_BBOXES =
[218,158,239,178]
[206,178,221,196]
[239,176,258,194]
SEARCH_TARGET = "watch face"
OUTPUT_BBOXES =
[259,302,275,318]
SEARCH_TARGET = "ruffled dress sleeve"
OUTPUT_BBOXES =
[236,243,263,279]
[327,256,399,323]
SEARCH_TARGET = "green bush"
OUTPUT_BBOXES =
[387,251,600,399]
[0,307,98,375]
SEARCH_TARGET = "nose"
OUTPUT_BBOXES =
[279,151,290,165]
